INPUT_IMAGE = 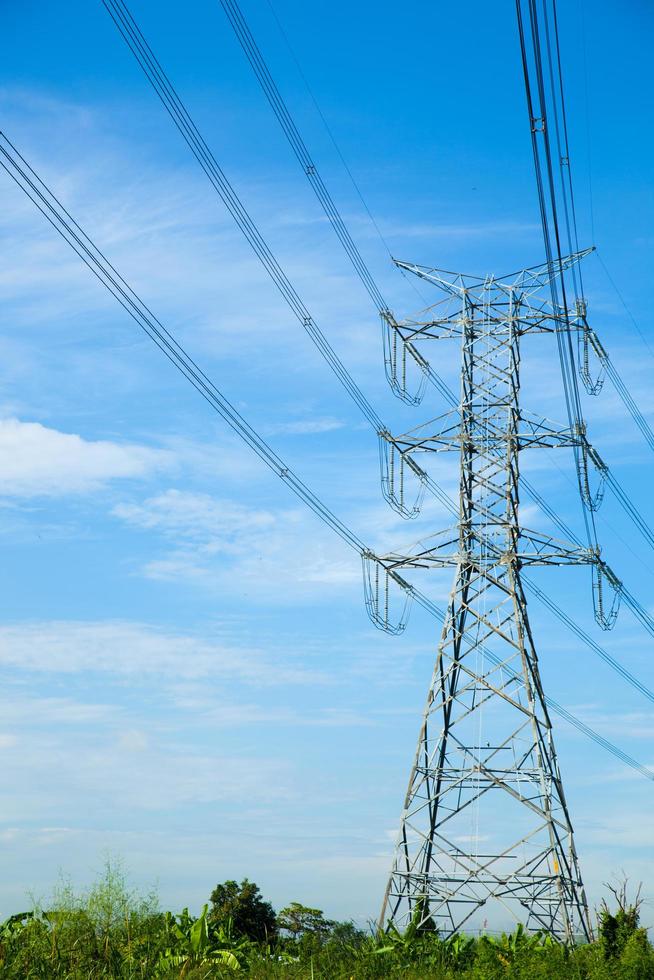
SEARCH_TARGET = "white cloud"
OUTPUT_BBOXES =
[263,417,345,436]
[375,219,541,242]
[0,732,296,816]
[0,418,172,497]
[0,696,118,726]
[113,489,361,596]
[113,489,276,542]
[571,708,654,740]
[0,620,328,685]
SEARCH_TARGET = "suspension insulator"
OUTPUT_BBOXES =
[592,561,621,631]
[579,437,607,512]
[362,552,413,635]
[576,309,605,395]
[381,311,428,406]
[378,432,426,519]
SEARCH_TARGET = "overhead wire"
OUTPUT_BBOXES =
[518,0,654,646]
[516,0,635,637]
[219,0,453,402]
[219,0,385,316]
[0,132,366,556]
[595,250,654,362]
[541,0,654,620]
[578,0,595,244]
[2,129,652,783]
[104,0,654,682]
[540,0,654,455]
[236,0,654,778]
[218,0,451,402]
[263,0,396,266]
[102,0,385,433]
[220,0,654,600]
[517,0,594,545]
[516,7,654,636]
[104,1,609,542]
[219,0,654,590]
[523,579,654,702]
[215,0,440,406]
[220,0,450,402]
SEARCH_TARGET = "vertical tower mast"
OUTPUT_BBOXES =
[379,258,592,940]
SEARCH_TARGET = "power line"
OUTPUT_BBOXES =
[105,0,654,668]
[189,0,441,404]
[232,0,654,587]
[514,0,654,642]
[595,250,654,362]
[2,129,651,786]
[0,132,364,556]
[523,578,654,703]
[220,0,385,315]
[578,0,596,245]
[104,3,598,534]
[263,0,395,265]
[517,1,603,606]
[531,0,654,457]
[218,0,654,580]
[102,0,387,432]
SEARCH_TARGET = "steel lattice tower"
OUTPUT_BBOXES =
[379,254,593,941]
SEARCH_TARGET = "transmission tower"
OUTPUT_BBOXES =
[378,253,594,941]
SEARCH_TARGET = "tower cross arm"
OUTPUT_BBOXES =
[378,528,596,571]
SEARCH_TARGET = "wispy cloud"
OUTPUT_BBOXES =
[0,418,172,497]
[112,489,361,595]
[0,620,329,685]
[263,417,345,436]
[377,219,541,243]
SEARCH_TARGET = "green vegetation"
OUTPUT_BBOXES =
[1,862,652,978]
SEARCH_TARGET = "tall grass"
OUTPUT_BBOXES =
[1,863,652,979]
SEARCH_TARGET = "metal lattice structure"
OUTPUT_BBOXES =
[379,254,593,941]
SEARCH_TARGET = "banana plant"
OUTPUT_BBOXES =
[155,904,247,975]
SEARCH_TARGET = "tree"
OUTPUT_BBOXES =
[277,903,334,939]
[598,877,644,960]
[208,879,276,942]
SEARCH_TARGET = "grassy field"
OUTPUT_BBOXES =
[1,864,651,978]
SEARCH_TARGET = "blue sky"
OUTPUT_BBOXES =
[1,0,653,928]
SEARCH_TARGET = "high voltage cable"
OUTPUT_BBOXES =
[99,0,585,534]
[104,0,654,568]
[516,0,654,647]
[533,0,654,568]
[262,0,436,312]
[595,250,654,363]
[220,0,654,588]
[219,0,386,314]
[103,0,442,409]
[103,0,654,670]
[215,0,451,405]
[216,0,654,577]
[536,0,654,456]
[0,132,365,558]
[102,0,384,433]
[523,579,654,703]
[2,130,652,784]
[604,468,654,553]
[603,358,654,455]
[263,0,397,265]
[517,0,598,566]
